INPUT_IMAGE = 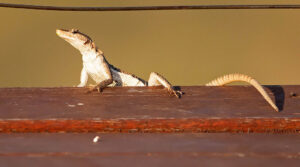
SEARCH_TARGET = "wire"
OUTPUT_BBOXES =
[1,3,300,11]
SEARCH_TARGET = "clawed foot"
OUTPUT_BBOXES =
[86,84,103,93]
[168,88,183,98]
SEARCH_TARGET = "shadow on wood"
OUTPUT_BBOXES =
[266,86,285,111]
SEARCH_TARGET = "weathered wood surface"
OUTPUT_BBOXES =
[0,86,299,133]
[0,133,299,167]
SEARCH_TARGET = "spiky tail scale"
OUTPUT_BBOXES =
[206,73,278,112]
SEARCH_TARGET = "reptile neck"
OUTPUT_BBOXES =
[81,50,101,63]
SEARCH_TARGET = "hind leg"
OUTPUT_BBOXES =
[148,72,183,98]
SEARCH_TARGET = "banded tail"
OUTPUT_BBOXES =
[206,73,278,112]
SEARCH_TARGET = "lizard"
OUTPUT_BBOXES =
[56,28,278,112]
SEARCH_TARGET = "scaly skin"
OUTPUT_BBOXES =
[56,29,278,112]
[56,28,182,97]
[206,73,278,112]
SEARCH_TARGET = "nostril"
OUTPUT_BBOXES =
[56,29,62,35]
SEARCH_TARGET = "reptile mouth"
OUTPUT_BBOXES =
[56,29,76,41]
[56,29,68,36]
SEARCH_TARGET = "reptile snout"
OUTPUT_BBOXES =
[56,29,65,36]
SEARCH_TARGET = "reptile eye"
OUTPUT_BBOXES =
[84,40,90,45]
[71,29,79,33]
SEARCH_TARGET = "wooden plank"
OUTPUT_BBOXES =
[0,133,299,167]
[0,86,299,133]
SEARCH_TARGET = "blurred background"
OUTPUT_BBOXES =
[0,0,300,87]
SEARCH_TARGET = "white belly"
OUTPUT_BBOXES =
[111,69,145,86]
[84,59,108,83]
[82,54,145,86]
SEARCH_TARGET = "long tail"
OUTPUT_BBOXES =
[206,73,278,112]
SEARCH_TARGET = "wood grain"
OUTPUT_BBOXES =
[0,86,299,133]
[0,133,299,167]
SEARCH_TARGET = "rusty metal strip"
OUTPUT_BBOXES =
[0,118,299,133]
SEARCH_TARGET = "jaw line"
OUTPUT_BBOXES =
[56,29,95,53]
[56,29,76,42]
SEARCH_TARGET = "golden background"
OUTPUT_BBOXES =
[0,0,299,87]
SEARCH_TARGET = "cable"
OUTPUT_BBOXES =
[1,3,300,11]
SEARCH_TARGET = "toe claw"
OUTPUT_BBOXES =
[168,89,183,98]
[175,91,182,98]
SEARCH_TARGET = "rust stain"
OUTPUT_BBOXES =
[0,118,299,133]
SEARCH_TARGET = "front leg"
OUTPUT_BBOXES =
[88,78,113,93]
[77,67,88,87]
[88,60,113,93]
[148,72,183,98]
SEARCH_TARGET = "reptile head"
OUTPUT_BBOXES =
[56,29,98,53]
